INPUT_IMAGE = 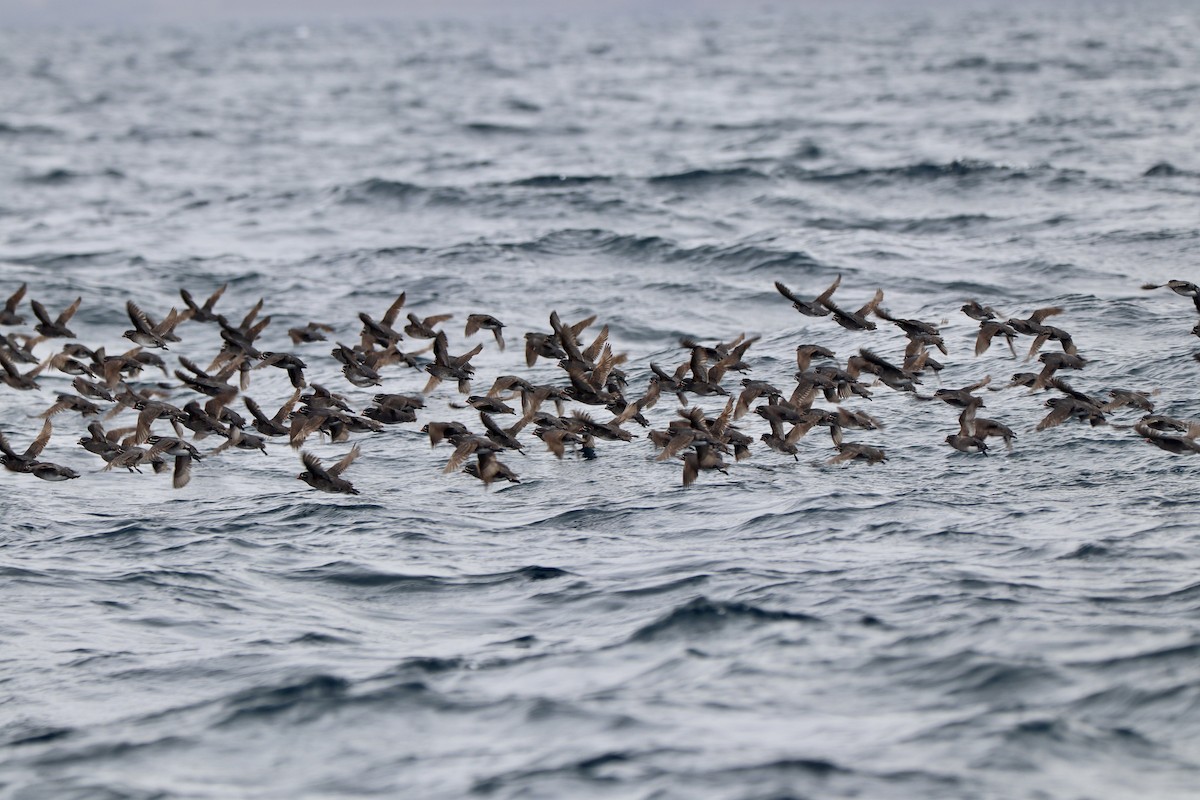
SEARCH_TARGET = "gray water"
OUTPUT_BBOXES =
[2,4,1200,798]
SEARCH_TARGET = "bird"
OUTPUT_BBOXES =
[820,288,884,332]
[974,320,1018,356]
[1143,279,1199,295]
[0,419,53,473]
[244,388,302,438]
[1133,422,1200,454]
[775,276,841,316]
[465,314,506,350]
[423,332,482,395]
[288,321,335,344]
[961,300,1000,321]
[945,433,989,455]
[39,394,102,419]
[123,300,182,349]
[179,283,228,324]
[359,293,406,348]
[297,446,361,494]
[0,348,45,391]
[828,442,887,465]
[28,461,80,481]
[256,351,308,389]
[681,442,728,486]
[0,283,27,326]
[404,311,453,340]
[465,450,520,486]
[29,296,82,342]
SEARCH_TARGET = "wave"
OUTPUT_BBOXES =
[932,55,1043,73]
[286,561,570,590]
[4,726,74,748]
[21,168,125,186]
[805,213,996,234]
[0,121,62,137]
[797,158,1029,184]
[629,597,820,641]
[1144,161,1199,178]
[509,228,823,274]
[219,673,351,724]
[508,174,613,188]
[332,178,468,207]
[645,166,771,188]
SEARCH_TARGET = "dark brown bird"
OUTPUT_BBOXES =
[39,394,102,419]
[760,424,805,460]
[961,300,1000,321]
[423,332,482,394]
[0,348,45,391]
[359,293,406,348]
[179,283,227,324]
[1136,415,1200,438]
[1026,325,1076,359]
[960,402,1016,451]
[245,390,301,437]
[29,296,82,342]
[465,314,506,350]
[775,276,840,316]
[256,351,308,389]
[298,446,361,494]
[1133,421,1200,454]
[1102,389,1157,413]
[27,461,80,481]
[2,333,39,364]
[72,376,114,402]
[123,300,181,349]
[211,427,269,456]
[0,283,27,326]
[404,311,453,340]
[847,348,919,392]
[459,396,515,415]
[536,427,584,459]
[1142,280,1200,311]
[213,305,271,368]
[681,442,728,487]
[1006,306,1062,337]
[288,321,335,344]
[828,441,887,465]
[1032,352,1087,390]
[176,356,241,403]
[945,433,988,455]
[820,288,884,332]
[874,306,943,344]
[1037,396,1105,432]
[465,450,520,487]
[0,419,53,473]
[39,348,97,377]
[422,421,470,447]
[975,320,1018,356]
[922,376,990,407]
[481,412,528,451]
[524,331,567,367]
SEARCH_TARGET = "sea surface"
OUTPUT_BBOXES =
[2,3,1200,798]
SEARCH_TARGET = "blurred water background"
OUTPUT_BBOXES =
[2,2,1200,797]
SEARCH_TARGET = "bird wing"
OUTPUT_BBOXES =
[382,293,406,326]
[328,444,361,477]
[56,297,82,326]
[25,419,52,458]
[300,450,330,479]
[4,283,26,312]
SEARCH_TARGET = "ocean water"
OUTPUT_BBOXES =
[2,3,1200,798]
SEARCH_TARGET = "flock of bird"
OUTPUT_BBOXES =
[1,276,1198,493]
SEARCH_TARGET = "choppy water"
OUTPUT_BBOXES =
[3,4,1200,798]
